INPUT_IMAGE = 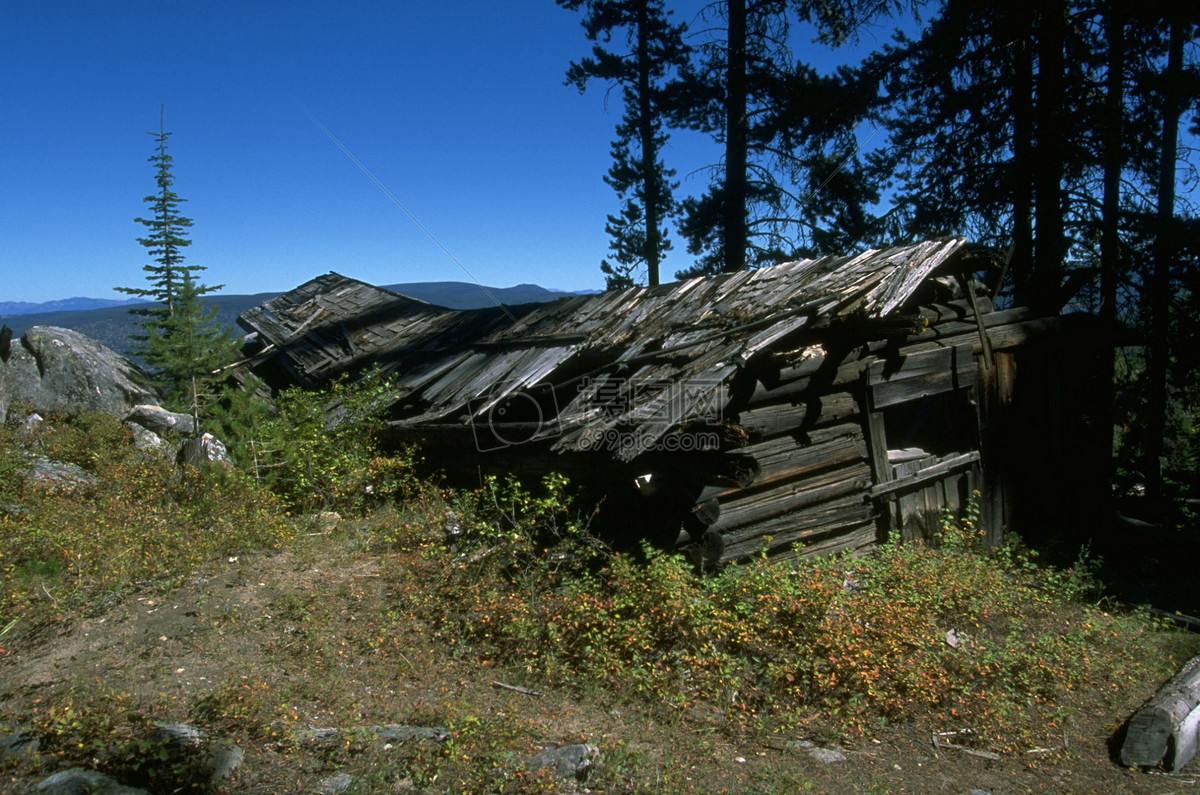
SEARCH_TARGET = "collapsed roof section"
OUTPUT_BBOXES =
[237,238,987,463]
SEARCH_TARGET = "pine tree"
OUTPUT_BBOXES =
[118,108,235,430]
[560,0,690,287]
[144,273,238,430]
[672,0,899,277]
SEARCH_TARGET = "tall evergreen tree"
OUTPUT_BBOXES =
[560,0,690,287]
[871,0,1200,498]
[119,108,234,430]
[119,108,218,317]
[673,0,898,277]
[145,272,239,429]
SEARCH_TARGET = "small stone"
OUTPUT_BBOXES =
[524,743,601,781]
[35,767,149,794]
[807,747,847,764]
[0,731,39,758]
[316,772,355,794]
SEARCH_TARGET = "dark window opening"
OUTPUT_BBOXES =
[882,388,977,459]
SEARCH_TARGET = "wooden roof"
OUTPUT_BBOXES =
[237,238,982,461]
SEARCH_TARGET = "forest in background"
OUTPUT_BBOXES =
[556,0,1199,509]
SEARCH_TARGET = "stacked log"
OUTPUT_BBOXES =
[678,297,1072,565]
[1120,651,1200,772]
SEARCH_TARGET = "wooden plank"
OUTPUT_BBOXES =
[870,371,959,409]
[733,391,860,438]
[717,496,876,563]
[722,519,878,564]
[870,452,980,498]
[864,408,891,486]
[715,461,873,529]
[792,522,879,559]
[734,424,868,490]
[869,345,955,384]
[869,344,975,408]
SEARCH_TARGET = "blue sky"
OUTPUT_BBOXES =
[3,1,904,304]
[1,1,722,303]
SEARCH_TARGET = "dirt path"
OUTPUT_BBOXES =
[3,544,1197,793]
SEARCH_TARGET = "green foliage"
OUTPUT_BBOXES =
[560,0,690,288]
[0,412,291,628]
[118,110,233,423]
[27,410,135,472]
[403,493,1167,751]
[0,421,30,505]
[253,370,419,513]
[142,273,239,420]
[205,373,275,471]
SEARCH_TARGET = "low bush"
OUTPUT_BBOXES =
[401,487,1179,752]
[0,411,292,629]
[249,370,421,514]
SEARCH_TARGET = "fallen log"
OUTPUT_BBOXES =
[1120,650,1200,772]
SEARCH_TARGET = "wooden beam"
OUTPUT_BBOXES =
[1120,651,1200,772]
[868,452,981,498]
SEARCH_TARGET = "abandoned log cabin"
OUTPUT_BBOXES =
[233,238,1106,564]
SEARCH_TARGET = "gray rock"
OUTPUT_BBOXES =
[0,326,159,423]
[524,743,600,781]
[781,739,847,764]
[206,742,244,781]
[149,723,203,748]
[806,746,847,764]
[126,421,169,452]
[176,433,231,468]
[28,456,98,492]
[311,511,343,534]
[34,767,149,794]
[0,730,39,758]
[147,723,242,783]
[298,724,449,744]
[316,772,355,793]
[124,404,195,436]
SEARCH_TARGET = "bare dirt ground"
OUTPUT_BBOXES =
[3,536,1199,794]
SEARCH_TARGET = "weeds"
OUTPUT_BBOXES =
[400,484,1184,752]
[2,410,1197,793]
[0,411,291,629]
[250,369,421,514]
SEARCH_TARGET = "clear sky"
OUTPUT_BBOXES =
[2,1,735,303]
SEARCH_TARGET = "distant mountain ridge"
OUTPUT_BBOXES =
[1,279,595,356]
[0,296,146,316]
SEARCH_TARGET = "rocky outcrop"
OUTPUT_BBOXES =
[123,405,195,437]
[0,326,159,422]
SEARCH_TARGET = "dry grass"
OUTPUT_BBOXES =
[2,416,1198,793]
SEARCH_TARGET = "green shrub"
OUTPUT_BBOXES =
[0,414,292,627]
[402,493,1179,751]
[34,410,135,473]
[251,370,419,513]
[0,421,30,505]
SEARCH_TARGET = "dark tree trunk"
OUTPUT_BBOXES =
[1145,19,1185,502]
[1009,4,1035,301]
[1031,0,1066,313]
[724,0,748,273]
[1099,1,1124,490]
[637,1,661,287]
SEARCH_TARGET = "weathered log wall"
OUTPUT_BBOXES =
[677,297,1092,565]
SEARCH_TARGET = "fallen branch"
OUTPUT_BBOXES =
[492,681,544,697]
[932,731,1001,760]
[1120,650,1200,772]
